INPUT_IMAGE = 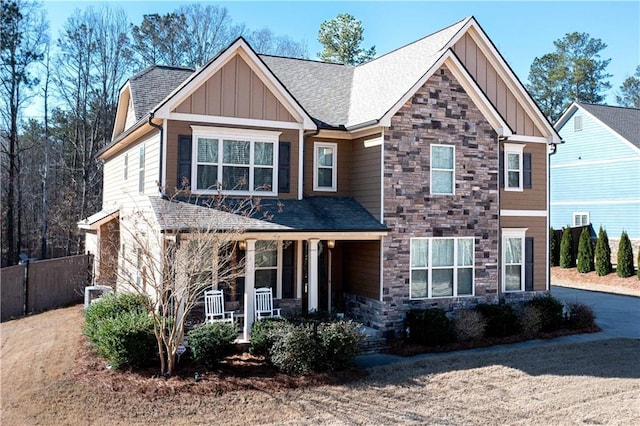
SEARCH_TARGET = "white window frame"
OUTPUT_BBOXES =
[191,126,280,196]
[573,212,590,227]
[138,146,145,193]
[313,141,338,192]
[502,228,527,292]
[254,240,283,299]
[504,143,525,192]
[574,115,583,132]
[409,237,475,299]
[430,144,455,195]
[123,153,128,180]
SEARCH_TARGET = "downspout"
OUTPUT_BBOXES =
[547,140,561,291]
[497,134,509,301]
[302,127,321,196]
[148,113,164,195]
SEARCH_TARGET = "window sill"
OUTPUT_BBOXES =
[313,187,337,192]
[191,189,279,197]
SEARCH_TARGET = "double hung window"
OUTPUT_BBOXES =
[573,212,590,227]
[314,142,337,191]
[502,229,526,292]
[255,241,279,291]
[430,145,455,195]
[192,127,279,195]
[410,237,474,298]
[503,143,525,191]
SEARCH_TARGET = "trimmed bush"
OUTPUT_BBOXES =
[453,309,486,342]
[577,228,594,273]
[249,318,288,356]
[525,295,564,332]
[477,303,520,337]
[617,231,634,278]
[565,302,596,330]
[519,305,543,338]
[316,320,363,371]
[559,227,574,268]
[187,322,236,368]
[549,227,559,267]
[83,292,156,369]
[595,227,612,276]
[88,310,157,369]
[405,308,454,346]
[269,324,319,375]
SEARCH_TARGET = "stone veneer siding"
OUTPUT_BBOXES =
[372,66,501,334]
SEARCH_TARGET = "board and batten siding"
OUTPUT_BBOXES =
[453,31,544,138]
[500,142,548,211]
[342,240,381,300]
[173,55,296,123]
[102,130,160,210]
[350,134,382,220]
[164,120,299,198]
[551,108,640,238]
[501,216,547,292]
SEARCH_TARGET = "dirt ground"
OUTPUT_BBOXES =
[2,305,639,425]
[551,266,640,297]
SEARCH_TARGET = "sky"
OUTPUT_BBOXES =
[34,0,640,116]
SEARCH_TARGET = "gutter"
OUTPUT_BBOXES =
[148,113,164,194]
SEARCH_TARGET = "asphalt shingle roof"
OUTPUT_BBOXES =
[161,196,388,232]
[123,17,471,130]
[577,102,640,149]
[129,65,194,121]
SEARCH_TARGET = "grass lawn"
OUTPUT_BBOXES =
[2,305,639,425]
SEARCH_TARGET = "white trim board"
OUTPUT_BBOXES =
[500,210,547,217]
[551,156,640,169]
[551,199,640,206]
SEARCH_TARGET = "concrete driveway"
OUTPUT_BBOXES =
[551,285,640,339]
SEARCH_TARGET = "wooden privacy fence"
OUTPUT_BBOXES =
[1,254,93,322]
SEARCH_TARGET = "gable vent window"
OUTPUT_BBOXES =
[574,115,583,132]
[191,126,280,196]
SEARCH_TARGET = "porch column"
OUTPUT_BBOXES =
[243,239,256,341]
[308,238,319,312]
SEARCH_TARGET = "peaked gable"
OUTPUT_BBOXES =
[153,38,316,130]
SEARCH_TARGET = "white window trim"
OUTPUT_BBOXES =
[430,144,455,195]
[191,126,281,196]
[138,145,145,193]
[504,143,525,192]
[313,141,338,192]
[409,237,475,299]
[573,212,590,227]
[123,153,128,180]
[502,228,527,293]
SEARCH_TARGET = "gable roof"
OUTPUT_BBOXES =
[114,16,556,141]
[574,103,640,149]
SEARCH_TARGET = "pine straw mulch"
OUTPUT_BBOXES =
[73,337,367,398]
[384,324,602,357]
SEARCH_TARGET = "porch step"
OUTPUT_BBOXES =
[358,327,389,355]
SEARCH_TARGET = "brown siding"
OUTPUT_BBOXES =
[500,142,547,210]
[501,216,547,291]
[304,137,352,196]
[350,135,382,220]
[453,33,545,137]
[343,241,380,300]
[173,54,296,122]
[165,120,298,198]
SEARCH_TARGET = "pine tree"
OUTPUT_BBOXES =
[577,228,594,273]
[595,226,612,276]
[549,227,559,266]
[560,227,574,268]
[616,231,634,278]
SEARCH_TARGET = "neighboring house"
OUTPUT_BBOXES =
[79,16,560,340]
[552,102,640,258]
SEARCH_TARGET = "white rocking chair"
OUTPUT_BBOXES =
[254,287,281,321]
[204,289,234,324]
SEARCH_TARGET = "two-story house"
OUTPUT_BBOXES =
[552,102,640,261]
[79,16,560,340]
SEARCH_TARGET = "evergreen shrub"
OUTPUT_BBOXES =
[559,227,574,268]
[577,228,594,273]
[405,308,454,346]
[549,227,559,267]
[477,303,520,337]
[187,322,237,368]
[617,231,634,278]
[524,295,564,332]
[595,227,612,276]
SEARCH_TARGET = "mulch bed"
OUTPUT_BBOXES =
[74,336,367,397]
[384,325,602,357]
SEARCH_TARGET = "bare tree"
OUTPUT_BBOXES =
[114,194,268,376]
[0,0,48,265]
[131,13,187,68]
[247,27,308,58]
